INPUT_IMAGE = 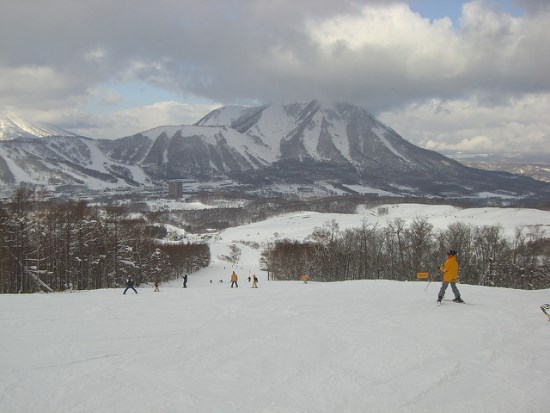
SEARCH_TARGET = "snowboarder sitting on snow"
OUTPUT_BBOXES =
[437,250,463,304]
[123,276,138,294]
[230,271,238,288]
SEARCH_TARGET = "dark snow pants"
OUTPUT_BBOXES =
[123,286,138,294]
[438,282,460,300]
[231,281,238,288]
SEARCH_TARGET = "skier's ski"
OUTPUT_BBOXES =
[442,299,474,305]
[540,304,550,321]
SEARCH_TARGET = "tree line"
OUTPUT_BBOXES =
[0,186,210,293]
[262,216,550,289]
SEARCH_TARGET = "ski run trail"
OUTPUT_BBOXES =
[1,204,550,413]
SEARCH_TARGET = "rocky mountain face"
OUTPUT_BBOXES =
[1,102,549,199]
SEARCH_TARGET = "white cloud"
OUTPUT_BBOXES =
[84,48,106,62]
[64,101,220,139]
[379,93,550,154]
[0,66,71,99]
[100,89,123,106]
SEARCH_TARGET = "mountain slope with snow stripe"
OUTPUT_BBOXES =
[0,113,78,140]
[1,103,550,199]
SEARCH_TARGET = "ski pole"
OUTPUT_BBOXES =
[424,278,432,291]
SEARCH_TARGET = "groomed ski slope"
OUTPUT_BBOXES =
[1,204,550,413]
[1,280,549,413]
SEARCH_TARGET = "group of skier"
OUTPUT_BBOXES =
[123,250,465,304]
[123,273,189,294]
[122,271,260,293]
[123,250,463,302]
[229,271,258,288]
[120,250,550,322]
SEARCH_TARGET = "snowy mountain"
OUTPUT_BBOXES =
[0,136,149,189]
[136,100,550,197]
[0,113,78,140]
[1,102,549,199]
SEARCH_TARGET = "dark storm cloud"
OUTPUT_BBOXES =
[0,0,429,109]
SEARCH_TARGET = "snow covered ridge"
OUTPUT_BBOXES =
[1,102,550,199]
[0,113,77,140]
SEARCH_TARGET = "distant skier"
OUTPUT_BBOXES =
[230,271,238,288]
[183,274,188,288]
[123,276,138,294]
[437,250,463,304]
[252,275,258,288]
[154,280,159,292]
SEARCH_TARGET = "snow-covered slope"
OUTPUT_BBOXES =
[192,101,550,197]
[196,101,401,164]
[0,136,150,188]
[2,280,549,413]
[1,203,550,413]
[0,113,77,140]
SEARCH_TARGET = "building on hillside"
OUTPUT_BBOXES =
[168,180,183,199]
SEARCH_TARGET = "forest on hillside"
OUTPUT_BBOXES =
[262,213,550,290]
[0,186,209,294]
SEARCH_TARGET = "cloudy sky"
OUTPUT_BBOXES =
[1,0,549,155]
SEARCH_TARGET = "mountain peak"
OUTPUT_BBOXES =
[0,113,78,140]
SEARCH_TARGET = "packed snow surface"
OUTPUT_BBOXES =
[2,282,549,413]
[1,204,550,413]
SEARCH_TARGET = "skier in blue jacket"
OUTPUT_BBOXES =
[123,276,138,294]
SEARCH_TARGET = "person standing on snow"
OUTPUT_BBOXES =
[123,276,138,294]
[183,274,188,288]
[230,271,238,288]
[437,250,463,304]
[252,275,258,288]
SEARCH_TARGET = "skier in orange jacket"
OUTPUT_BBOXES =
[437,250,463,304]
[230,271,238,288]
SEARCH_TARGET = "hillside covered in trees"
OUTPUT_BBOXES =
[0,186,209,294]
[263,215,550,290]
